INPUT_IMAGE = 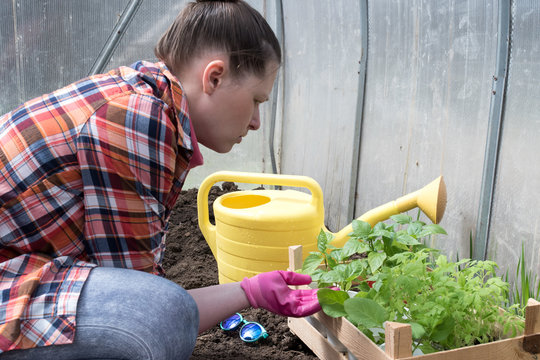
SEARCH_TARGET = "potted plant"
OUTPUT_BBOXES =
[292,216,527,358]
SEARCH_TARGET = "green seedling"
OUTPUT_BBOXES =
[303,218,524,354]
[504,243,540,316]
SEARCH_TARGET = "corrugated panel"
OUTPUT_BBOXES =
[279,0,363,231]
[488,1,540,278]
[356,0,498,259]
[0,1,18,113]
[1,0,127,113]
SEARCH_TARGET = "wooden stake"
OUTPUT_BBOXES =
[385,321,412,359]
[288,245,303,272]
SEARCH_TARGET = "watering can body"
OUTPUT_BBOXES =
[198,171,446,284]
[197,172,325,283]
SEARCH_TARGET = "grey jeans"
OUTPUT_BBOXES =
[0,267,199,360]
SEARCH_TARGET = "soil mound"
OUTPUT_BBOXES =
[163,184,317,359]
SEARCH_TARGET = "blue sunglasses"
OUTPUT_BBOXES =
[219,313,268,343]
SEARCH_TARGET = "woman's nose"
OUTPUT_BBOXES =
[249,107,261,130]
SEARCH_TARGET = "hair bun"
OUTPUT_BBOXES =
[196,0,238,3]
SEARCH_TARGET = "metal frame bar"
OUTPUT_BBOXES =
[473,0,512,260]
[349,0,369,220]
[269,0,285,175]
[88,0,144,76]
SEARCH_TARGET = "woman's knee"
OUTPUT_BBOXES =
[77,267,199,359]
[145,275,199,358]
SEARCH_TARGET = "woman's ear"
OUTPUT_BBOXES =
[202,60,226,95]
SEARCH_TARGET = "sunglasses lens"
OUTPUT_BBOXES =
[220,313,243,330]
[239,322,266,342]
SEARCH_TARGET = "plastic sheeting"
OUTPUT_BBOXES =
[355,0,498,261]
[488,1,540,278]
[1,1,127,112]
[1,0,540,279]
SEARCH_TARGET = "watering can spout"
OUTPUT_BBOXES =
[330,176,447,248]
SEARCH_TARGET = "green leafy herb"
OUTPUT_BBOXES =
[302,218,524,353]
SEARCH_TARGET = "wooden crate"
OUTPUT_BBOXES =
[287,245,540,360]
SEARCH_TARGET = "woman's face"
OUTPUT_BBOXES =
[191,61,279,153]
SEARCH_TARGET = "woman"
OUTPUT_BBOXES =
[0,1,322,359]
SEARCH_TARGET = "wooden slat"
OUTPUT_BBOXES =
[313,311,388,360]
[385,322,412,359]
[398,336,536,360]
[288,317,347,360]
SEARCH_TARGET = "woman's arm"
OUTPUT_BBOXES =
[187,270,323,334]
[188,282,249,333]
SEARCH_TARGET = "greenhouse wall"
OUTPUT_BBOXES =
[1,0,539,282]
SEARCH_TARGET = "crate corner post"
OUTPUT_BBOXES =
[384,321,412,359]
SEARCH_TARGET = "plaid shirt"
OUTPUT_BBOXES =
[0,61,202,352]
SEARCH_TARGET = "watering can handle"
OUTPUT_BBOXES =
[197,171,324,259]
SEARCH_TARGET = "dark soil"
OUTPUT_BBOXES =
[162,183,318,360]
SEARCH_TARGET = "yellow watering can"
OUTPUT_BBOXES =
[197,171,446,284]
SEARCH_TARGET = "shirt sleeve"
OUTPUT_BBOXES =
[76,93,179,273]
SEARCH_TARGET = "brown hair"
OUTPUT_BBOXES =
[155,0,281,78]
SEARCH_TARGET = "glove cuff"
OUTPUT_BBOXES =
[240,277,260,308]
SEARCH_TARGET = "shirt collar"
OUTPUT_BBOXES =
[156,61,204,169]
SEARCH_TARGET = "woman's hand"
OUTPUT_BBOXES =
[240,270,321,317]
[188,270,322,334]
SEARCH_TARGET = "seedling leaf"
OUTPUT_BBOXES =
[302,253,324,273]
[343,238,371,256]
[318,288,349,317]
[344,297,387,328]
[390,214,412,224]
[351,220,372,237]
[418,224,448,237]
[368,252,386,272]
[317,229,334,253]
[410,322,426,339]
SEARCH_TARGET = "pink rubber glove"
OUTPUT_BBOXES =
[240,270,321,317]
